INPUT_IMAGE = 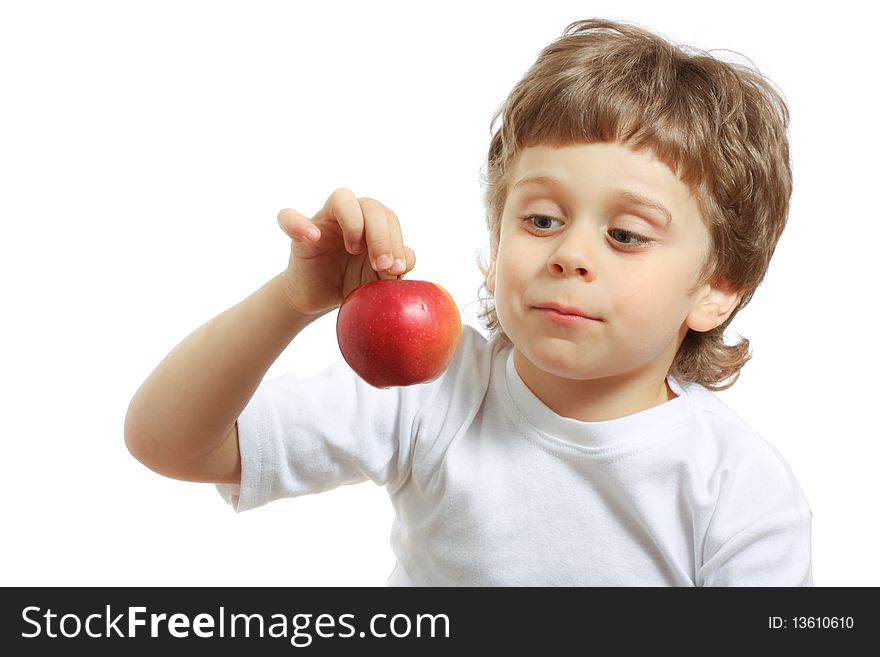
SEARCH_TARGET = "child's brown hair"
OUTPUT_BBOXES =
[477,18,792,391]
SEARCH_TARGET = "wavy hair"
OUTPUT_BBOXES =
[476,18,792,391]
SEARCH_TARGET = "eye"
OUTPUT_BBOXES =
[522,214,562,232]
[608,228,653,248]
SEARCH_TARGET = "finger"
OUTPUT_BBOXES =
[324,188,366,254]
[384,208,407,276]
[277,208,320,242]
[359,197,394,271]
[382,246,417,281]
[403,245,416,273]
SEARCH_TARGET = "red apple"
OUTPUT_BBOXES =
[336,279,462,388]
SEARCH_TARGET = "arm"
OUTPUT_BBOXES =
[124,272,321,484]
[698,443,813,587]
[124,190,416,486]
[699,505,813,586]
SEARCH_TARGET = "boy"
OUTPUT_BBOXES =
[125,19,812,586]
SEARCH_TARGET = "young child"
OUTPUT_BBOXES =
[125,18,812,586]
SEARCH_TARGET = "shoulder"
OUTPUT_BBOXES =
[676,380,811,514]
[445,324,506,379]
[415,323,508,409]
[676,385,814,585]
[402,324,509,459]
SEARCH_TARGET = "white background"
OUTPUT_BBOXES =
[2,0,877,587]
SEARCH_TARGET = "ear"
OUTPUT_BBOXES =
[486,251,497,295]
[686,280,744,332]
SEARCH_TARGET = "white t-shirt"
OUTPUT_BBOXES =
[216,324,813,586]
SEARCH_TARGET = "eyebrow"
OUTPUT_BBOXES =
[512,175,673,227]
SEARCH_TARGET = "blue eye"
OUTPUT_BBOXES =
[523,214,561,231]
[608,228,652,247]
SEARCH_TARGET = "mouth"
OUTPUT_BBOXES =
[533,304,601,323]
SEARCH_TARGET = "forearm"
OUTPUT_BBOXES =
[124,272,322,471]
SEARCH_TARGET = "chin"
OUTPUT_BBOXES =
[519,339,599,380]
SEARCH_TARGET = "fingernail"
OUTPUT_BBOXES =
[375,254,392,270]
[305,225,319,241]
[390,258,406,275]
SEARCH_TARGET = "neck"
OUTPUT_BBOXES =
[512,349,676,422]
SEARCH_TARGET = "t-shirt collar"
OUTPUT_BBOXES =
[504,347,690,450]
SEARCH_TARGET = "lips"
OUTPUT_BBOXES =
[534,302,600,321]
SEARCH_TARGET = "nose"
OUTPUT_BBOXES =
[548,231,595,280]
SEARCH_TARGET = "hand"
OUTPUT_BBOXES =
[276,188,416,318]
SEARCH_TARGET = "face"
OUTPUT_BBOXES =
[487,142,738,399]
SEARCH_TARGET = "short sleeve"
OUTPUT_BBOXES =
[215,355,443,513]
[699,441,813,586]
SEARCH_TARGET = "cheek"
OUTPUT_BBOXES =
[612,274,653,317]
[611,265,691,324]
[494,240,529,293]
